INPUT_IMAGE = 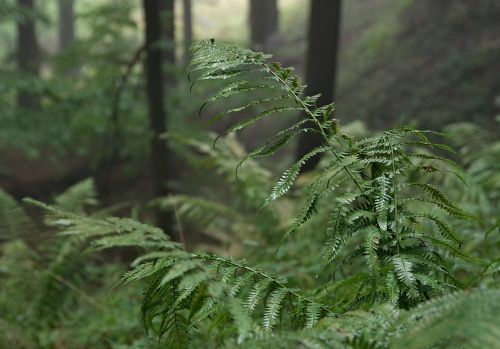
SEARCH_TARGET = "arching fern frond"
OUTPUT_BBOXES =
[26,200,334,348]
[188,40,477,308]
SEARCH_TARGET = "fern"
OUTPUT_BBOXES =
[4,42,493,348]
[0,189,34,240]
[24,200,333,347]
[188,40,478,307]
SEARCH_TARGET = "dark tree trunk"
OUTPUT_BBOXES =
[159,0,176,82]
[296,0,342,171]
[57,0,75,51]
[249,0,278,50]
[143,0,172,235]
[183,0,192,61]
[16,0,40,110]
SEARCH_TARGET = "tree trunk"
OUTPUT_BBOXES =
[159,0,175,82]
[143,0,172,235]
[249,0,278,50]
[296,0,342,171]
[183,0,192,61]
[16,0,40,110]
[57,0,75,51]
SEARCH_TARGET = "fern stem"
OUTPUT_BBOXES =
[261,61,365,193]
[388,136,400,254]
[199,254,338,317]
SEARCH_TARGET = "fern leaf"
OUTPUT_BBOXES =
[226,106,299,134]
[54,178,98,213]
[245,279,272,314]
[374,175,391,231]
[229,298,255,343]
[305,302,322,328]
[392,255,418,298]
[0,189,34,239]
[363,225,381,276]
[267,146,329,204]
[385,272,400,306]
[263,287,287,331]
[208,95,290,124]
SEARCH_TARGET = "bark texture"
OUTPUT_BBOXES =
[143,0,172,234]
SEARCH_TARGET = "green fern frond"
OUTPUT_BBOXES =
[267,146,330,204]
[391,289,500,349]
[0,189,34,240]
[363,225,381,276]
[262,287,287,331]
[53,178,98,213]
[392,255,418,299]
[374,175,391,231]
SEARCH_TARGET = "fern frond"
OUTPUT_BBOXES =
[262,287,287,331]
[392,289,500,349]
[0,189,34,240]
[374,175,391,231]
[245,279,272,315]
[267,146,330,204]
[392,255,418,298]
[53,178,98,213]
[363,225,381,276]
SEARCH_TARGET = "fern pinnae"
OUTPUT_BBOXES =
[305,303,322,329]
[363,225,381,276]
[392,255,418,298]
[412,213,463,245]
[229,298,255,343]
[208,94,290,125]
[235,120,312,179]
[225,105,299,134]
[385,272,400,306]
[419,235,484,264]
[245,279,272,315]
[263,287,288,331]
[266,146,330,205]
[229,271,256,297]
[276,187,321,252]
[374,175,391,231]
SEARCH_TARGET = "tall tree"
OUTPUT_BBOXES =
[143,0,172,234]
[16,0,40,110]
[57,0,75,51]
[159,0,175,73]
[183,0,192,61]
[296,0,342,171]
[249,0,278,50]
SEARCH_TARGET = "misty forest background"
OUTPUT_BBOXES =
[0,0,499,348]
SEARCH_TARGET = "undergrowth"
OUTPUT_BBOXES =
[0,41,498,348]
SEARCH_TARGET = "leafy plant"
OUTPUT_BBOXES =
[187,40,480,307]
[2,41,498,348]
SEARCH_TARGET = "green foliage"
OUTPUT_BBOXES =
[1,41,498,348]
[187,40,479,307]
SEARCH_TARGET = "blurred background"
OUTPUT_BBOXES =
[1,0,499,209]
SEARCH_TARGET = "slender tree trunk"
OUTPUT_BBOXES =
[57,0,75,51]
[159,0,175,82]
[268,0,278,35]
[143,0,172,234]
[249,0,278,50]
[183,0,192,61]
[296,0,342,171]
[16,0,40,110]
